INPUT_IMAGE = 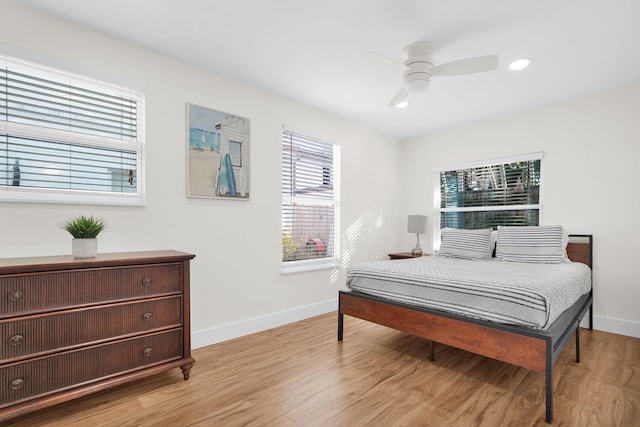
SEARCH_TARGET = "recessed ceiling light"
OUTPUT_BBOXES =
[394,101,408,109]
[509,58,532,71]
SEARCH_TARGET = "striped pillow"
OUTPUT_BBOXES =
[438,228,493,260]
[496,225,567,264]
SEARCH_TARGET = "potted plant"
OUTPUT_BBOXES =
[62,215,106,258]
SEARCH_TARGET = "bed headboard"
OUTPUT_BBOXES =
[566,234,593,268]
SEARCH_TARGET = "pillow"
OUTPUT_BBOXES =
[495,225,568,264]
[438,228,493,260]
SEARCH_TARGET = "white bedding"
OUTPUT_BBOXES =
[346,256,591,329]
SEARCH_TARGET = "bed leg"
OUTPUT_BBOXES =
[575,327,581,363]
[338,312,344,341]
[546,345,554,424]
[429,341,435,361]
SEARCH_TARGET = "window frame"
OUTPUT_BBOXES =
[433,152,544,247]
[0,53,145,206]
[281,126,341,274]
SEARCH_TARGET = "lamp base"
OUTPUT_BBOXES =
[411,234,423,256]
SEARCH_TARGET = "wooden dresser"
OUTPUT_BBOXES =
[0,250,195,421]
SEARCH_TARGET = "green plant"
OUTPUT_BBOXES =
[282,230,300,261]
[62,215,106,239]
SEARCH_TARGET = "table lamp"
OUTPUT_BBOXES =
[407,215,428,256]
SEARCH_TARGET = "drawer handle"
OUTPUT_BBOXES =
[143,312,153,321]
[143,347,153,357]
[9,290,24,302]
[142,277,153,286]
[10,334,24,346]
[11,378,24,390]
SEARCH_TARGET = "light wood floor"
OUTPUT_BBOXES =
[5,312,639,426]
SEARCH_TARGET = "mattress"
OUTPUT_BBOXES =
[345,255,591,329]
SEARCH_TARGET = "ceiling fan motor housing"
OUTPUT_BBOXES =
[402,42,435,93]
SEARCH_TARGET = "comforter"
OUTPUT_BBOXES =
[346,256,591,329]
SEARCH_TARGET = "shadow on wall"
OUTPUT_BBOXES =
[330,209,384,285]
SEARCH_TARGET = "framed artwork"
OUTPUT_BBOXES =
[186,104,250,199]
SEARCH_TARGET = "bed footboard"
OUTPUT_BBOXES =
[338,290,547,371]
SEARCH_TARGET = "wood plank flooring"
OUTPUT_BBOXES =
[5,312,639,426]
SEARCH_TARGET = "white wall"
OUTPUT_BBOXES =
[401,84,640,338]
[0,1,402,347]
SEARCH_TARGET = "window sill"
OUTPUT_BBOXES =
[0,187,145,206]
[281,258,340,274]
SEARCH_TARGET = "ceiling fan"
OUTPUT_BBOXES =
[364,41,499,107]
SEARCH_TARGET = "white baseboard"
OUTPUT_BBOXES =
[192,298,338,349]
[588,314,640,339]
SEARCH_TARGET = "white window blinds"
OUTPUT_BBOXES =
[437,153,542,229]
[0,55,145,205]
[282,128,340,270]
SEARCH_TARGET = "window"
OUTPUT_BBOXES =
[436,152,542,235]
[0,55,145,205]
[281,128,340,272]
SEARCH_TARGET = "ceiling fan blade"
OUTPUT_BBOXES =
[431,55,499,76]
[362,51,408,72]
[388,87,408,107]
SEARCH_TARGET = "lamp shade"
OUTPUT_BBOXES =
[407,215,428,234]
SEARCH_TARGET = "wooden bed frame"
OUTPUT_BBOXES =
[338,234,593,424]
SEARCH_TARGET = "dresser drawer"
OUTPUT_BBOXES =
[0,263,183,318]
[0,328,183,409]
[1,296,183,363]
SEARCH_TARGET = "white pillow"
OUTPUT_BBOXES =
[495,225,568,264]
[438,228,493,260]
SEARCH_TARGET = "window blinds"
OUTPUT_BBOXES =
[439,156,541,229]
[282,129,340,264]
[0,55,144,204]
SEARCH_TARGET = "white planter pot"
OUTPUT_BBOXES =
[72,238,98,258]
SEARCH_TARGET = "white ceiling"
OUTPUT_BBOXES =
[18,0,640,140]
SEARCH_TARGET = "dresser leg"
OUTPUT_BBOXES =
[181,362,194,380]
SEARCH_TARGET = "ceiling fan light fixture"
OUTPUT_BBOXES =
[404,78,430,93]
[509,58,531,71]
